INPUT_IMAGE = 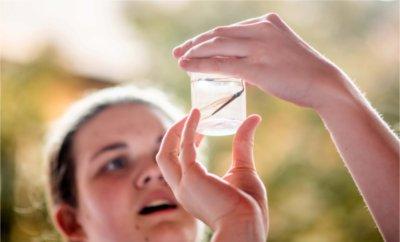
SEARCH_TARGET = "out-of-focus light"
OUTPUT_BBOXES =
[0,1,149,81]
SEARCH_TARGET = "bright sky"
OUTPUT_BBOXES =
[0,1,149,81]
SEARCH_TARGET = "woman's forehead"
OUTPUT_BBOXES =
[73,104,167,156]
[86,103,165,130]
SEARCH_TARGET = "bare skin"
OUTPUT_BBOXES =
[172,13,399,242]
[157,109,267,242]
[53,104,198,242]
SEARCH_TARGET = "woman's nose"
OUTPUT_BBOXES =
[135,165,164,189]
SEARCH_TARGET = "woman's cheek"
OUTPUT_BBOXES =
[89,174,134,216]
[79,175,139,242]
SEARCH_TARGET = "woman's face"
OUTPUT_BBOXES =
[71,103,198,242]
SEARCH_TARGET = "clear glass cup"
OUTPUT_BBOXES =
[190,72,246,136]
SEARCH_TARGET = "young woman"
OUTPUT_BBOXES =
[45,86,267,242]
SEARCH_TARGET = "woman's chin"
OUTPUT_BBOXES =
[148,221,196,242]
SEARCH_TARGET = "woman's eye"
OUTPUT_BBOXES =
[103,156,127,172]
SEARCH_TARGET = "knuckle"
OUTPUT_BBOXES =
[188,37,200,48]
[167,152,178,161]
[155,152,164,162]
[210,36,225,44]
[156,151,177,163]
[230,165,255,174]
[212,26,227,35]
[184,39,194,48]
[259,20,274,30]
[237,196,259,213]
[264,12,281,23]
[185,49,195,57]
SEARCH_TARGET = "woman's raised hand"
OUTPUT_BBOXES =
[173,13,347,110]
[156,109,267,242]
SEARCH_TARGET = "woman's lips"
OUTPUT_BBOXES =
[139,204,178,216]
[138,190,178,216]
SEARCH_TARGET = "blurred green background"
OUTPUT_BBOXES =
[1,1,398,242]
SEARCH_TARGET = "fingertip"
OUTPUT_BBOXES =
[178,57,190,68]
[235,114,262,139]
[192,108,200,116]
[173,47,182,58]
[186,108,200,125]
[245,114,262,127]
[191,108,201,123]
[251,114,262,125]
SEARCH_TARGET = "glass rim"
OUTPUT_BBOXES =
[188,71,242,81]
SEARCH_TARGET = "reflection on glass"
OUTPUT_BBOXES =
[190,73,246,136]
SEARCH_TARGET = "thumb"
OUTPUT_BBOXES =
[231,114,261,170]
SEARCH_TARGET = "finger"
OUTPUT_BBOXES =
[173,12,287,58]
[156,117,187,187]
[180,109,201,171]
[183,37,261,59]
[231,114,262,170]
[173,23,263,58]
[231,13,268,26]
[234,13,288,32]
[159,116,188,155]
[194,133,204,148]
[263,13,293,34]
[179,56,249,78]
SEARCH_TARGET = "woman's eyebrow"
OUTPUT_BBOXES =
[91,142,127,161]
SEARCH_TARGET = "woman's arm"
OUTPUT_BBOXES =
[315,72,399,241]
[173,13,399,241]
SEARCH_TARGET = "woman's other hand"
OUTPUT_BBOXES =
[156,109,267,242]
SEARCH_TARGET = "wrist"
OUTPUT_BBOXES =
[213,215,265,242]
[313,69,364,117]
[213,202,266,242]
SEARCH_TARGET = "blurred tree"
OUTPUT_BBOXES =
[1,47,111,242]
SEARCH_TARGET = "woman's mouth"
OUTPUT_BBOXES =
[138,199,178,216]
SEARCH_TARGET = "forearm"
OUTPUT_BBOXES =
[315,73,399,241]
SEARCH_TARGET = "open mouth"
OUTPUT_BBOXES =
[138,199,178,215]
